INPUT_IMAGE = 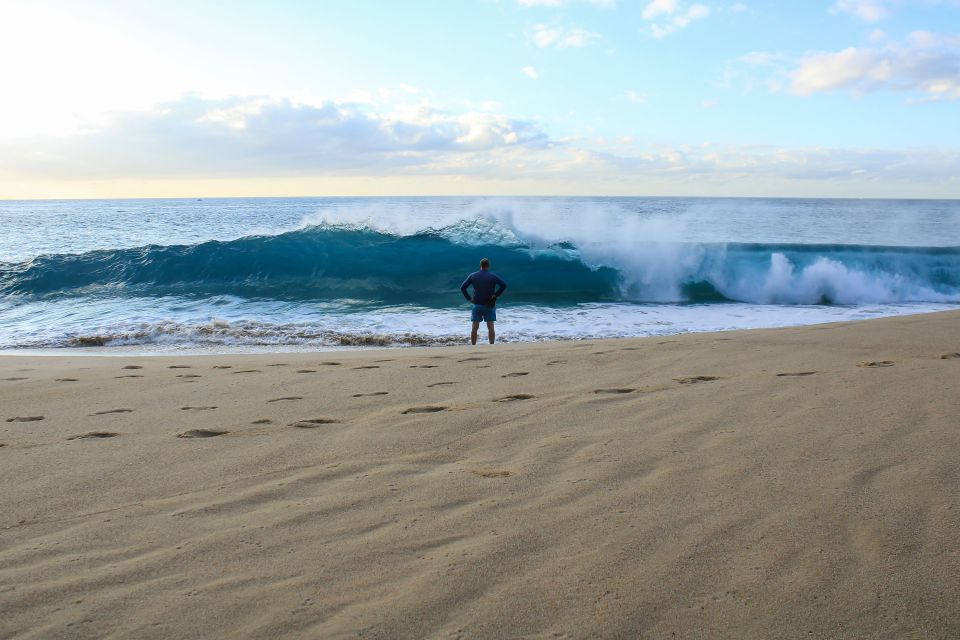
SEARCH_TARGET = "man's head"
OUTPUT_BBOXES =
[479,258,490,270]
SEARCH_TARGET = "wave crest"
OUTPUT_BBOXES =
[1,219,958,305]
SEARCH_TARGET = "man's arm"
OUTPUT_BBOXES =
[460,276,473,302]
[493,274,507,298]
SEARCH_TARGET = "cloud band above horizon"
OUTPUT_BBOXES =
[1,93,957,199]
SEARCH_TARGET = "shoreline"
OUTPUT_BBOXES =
[2,304,959,358]
[3,310,959,637]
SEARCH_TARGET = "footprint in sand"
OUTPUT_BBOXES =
[495,394,535,402]
[6,416,44,422]
[251,418,273,424]
[546,360,566,366]
[321,362,342,366]
[296,369,317,374]
[940,353,960,359]
[177,374,202,378]
[858,361,894,368]
[776,371,818,377]
[621,347,641,351]
[410,365,439,369]
[675,376,719,384]
[267,363,288,367]
[594,388,635,394]
[115,375,143,379]
[55,378,79,382]
[212,365,232,369]
[458,357,486,363]
[67,432,119,440]
[2,377,29,381]
[177,429,228,438]
[181,406,217,411]
[402,406,447,414]
[291,418,339,428]
[374,359,393,363]
[471,469,511,478]
[90,408,133,415]
[267,396,303,403]
[122,365,143,370]
[231,370,262,374]
[501,372,529,378]
[169,365,191,369]
[353,391,389,397]
[354,365,379,370]
[427,381,458,387]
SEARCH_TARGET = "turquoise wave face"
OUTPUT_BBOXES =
[1,225,959,305]
[0,226,622,305]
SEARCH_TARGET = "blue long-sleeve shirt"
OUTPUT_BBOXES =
[461,270,507,305]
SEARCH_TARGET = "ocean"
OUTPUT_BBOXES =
[1,196,959,353]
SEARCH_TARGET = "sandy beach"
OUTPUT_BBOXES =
[2,311,959,638]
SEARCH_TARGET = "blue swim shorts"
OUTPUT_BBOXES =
[471,304,496,323]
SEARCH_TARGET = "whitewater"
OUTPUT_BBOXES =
[1,196,958,353]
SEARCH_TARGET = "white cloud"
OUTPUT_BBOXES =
[830,0,960,22]
[595,143,960,186]
[0,95,549,179]
[677,4,710,25]
[728,3,748,12]
[830,0,892,22]
[791,48,879,94]
[3,94,959,195]
[906,30,960,49]
[527,23,601,48]
[644,2,711,38]
[522,66,540,79]
[642,0,678,20]
[626,90,648,104]
[728,32,960,101]
[790,39,960,99]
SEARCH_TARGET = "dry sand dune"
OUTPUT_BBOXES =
[2,311,959,638]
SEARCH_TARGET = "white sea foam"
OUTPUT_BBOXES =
[297,202,960,306]
[2,296,957,353]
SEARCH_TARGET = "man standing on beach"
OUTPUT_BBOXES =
[461,258,507,345]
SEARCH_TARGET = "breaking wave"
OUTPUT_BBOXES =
[2,219,959,306]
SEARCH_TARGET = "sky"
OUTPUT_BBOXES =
[0,0,959,199]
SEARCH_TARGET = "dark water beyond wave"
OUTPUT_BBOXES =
[2,224,959,305]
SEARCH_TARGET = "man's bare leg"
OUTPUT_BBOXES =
[487,321,496,344]
[471,322,481,345]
